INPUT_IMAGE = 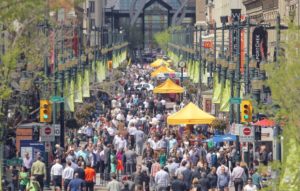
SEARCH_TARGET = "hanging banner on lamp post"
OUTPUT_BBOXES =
[252,26,268,65]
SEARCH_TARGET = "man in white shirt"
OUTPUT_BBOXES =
[22,152,32,171]
[115,135,127,151]
[231,162,245,191]
[62,161,74,191]
[243,178,257,191]
[51,159,63,189]
[113,133,121,149]
[155,166,170,191]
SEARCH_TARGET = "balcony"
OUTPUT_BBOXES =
[242,0,259,5]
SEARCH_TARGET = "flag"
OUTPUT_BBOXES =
[212,74,222,104]
[82,69,90,98]
[128,58,132,66]
[64,77,70,111]
[194,61,200,83]
[102,60,107,80]
[202,64,208,85]
[90,61,95,83]
[65,78,75,112]
[74,72,83,103]
[72,30,78,57]
[49,30,55,73]
[220,80,230,112]
[96,61,102,82]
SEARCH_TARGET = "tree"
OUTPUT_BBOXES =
[0,1,83,189]
[263,24,300,190]
[154,26,181,52]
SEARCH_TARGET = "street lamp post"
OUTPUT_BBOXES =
[179,61,186,102]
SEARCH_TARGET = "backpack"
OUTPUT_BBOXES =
[211,153,217,166]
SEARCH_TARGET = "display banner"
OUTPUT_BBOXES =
[252,26,268,65]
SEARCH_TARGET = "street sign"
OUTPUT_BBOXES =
[230,97,242,104]
[44,127,51,135]
[239,126,254,142]
[40,126,55,142]
[50,96,64,103]
[230,123,243,135]
[243,127,251,135]
[54,124,61,136]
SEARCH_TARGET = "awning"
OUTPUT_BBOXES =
[167,102,215,125]
[150,59,170,68]
[254,119,275,127]
[203,134,237,143]
[153,78,184,94]
[151,65,175,77]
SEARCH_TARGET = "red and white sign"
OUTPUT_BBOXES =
[243,127,251,136]
[239,126,254,142]
[41,126,55,142]
[44,127,52,135]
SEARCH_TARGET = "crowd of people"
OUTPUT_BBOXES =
[4,63,270,191]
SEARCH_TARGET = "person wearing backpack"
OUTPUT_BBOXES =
[211,150,218,168]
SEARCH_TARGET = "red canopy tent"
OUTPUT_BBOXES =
[254,119,275,127]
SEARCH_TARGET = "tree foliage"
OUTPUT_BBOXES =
[154,26,181,51]
[262,24,300,191]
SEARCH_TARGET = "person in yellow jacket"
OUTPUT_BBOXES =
[26,176,40,191]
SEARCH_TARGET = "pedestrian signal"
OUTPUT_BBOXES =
[241,100,252,123]
[40,100,52,123]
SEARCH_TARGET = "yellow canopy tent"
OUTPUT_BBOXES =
[150,59,170,67]
[153,78,184,94]
[151,65,175,77]
[167,102,215,125]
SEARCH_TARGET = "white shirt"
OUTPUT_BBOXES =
[128,126,137,136]
[155,169,170,187]
[100,150,105,161]
[62,166,74,180]
[113,135,121,148]
[115,138,127,151]
[23,157,32,169]
[107,127,116,136]
[148,139,159,150]
[143,101,149,108]
[51,163,63,176]
[244,184,257,191]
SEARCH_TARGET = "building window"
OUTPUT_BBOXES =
[89,1,95,13]
[90,19,95,28]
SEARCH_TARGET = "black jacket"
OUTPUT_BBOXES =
[171,179,187,191]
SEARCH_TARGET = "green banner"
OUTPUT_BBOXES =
[194,61,200,83]
[74,72,83,103]
[101,61,106,81]
[65,78,75,112]
[90,61,96,83]
[83,69,90,98]
[212,74,222,104]
[64,77,70,111]
[220,80,230,112]
[202,63,208,85]
[96,61,102,82]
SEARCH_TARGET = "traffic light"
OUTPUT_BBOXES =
[241,100,252,123]
[40,100,52,123]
